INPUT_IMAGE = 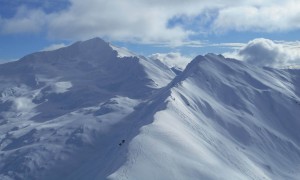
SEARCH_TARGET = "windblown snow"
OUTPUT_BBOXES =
[0,38,300,180]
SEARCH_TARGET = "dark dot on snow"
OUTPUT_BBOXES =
[119,140,126,146]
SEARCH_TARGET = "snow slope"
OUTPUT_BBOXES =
[109,54,300,180]
[0,38,175,180]
[1,39,300,180]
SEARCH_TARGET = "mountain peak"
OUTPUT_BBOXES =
[20,37,117,65]
[77,37,107,46]
[69,37,111,52]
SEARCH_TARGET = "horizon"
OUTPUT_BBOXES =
[0,0,300,67]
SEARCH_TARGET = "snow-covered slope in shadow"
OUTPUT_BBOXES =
[0,38,175,180]
[110,54,300,180]
[0,38,175,121]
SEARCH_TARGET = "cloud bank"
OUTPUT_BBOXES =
[150,38,300,69]
[149,52,192,70]
[0,6,46,34]
[212,1,300,33]
[1,0,300,45]
[223,38,300,67]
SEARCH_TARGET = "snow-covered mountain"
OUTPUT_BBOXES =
[0,38,300,180]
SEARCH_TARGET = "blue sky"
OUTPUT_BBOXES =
[0,0,300,66]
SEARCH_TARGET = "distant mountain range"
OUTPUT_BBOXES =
[0,38,300,180]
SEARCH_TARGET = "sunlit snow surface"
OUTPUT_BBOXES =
[109,45,136,58]
[0,39,300,180]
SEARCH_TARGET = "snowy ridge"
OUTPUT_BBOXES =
[109,54,300,180]
[109,44,136,58]
[0,38,300,180]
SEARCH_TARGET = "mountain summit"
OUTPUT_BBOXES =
[0,38,300,180]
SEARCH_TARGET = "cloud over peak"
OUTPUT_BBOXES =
[149,52,192,70]
[224,38,300,67]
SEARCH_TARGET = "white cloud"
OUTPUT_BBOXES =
[274,40,300,50]
[42,43,67,51]
[46,0,196,44]
[223,38,300,67]
[211,43,246,50]
[212,1,300,33]
[0,6,46,34]
[149,52,192,70]
[1,0,300,45]
[222,51,243,61]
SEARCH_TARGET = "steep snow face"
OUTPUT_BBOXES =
[110,54,300,180]
[1,39,300,180]
[0,38,174,91]
[109,45,136,58]
[109,44,176,87]
[0,38,175,180]
[0,38,175,121]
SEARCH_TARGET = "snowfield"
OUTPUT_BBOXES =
[0,38,300,180]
